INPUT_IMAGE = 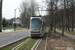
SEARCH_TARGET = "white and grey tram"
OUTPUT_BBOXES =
[30,16,46,37]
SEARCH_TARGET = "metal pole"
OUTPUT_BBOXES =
[41,8,43,16]
[14,8,20,31]
[14,9,16,31]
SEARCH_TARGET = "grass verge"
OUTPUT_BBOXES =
[18,38,38,50]
[57,28,75,35]
[52,30,75,50]
[2,27,26,30]
[2,27,14,29]
[46,27,50,33]
[16,27,26,30]
[56,31,75,44]
[56,31,68,37]
[0,37,30,50]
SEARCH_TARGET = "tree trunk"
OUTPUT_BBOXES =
[68,16,70,31]
[65,1,67,30]
[50,0,53,31]
[54,0,58,33]
[54,14,56,32]
[67,1,70,31]
[62,0,66,35]
[0,0,2,32]
[66,19,67,30]
[54,12,56,32]
[71,0,74,31]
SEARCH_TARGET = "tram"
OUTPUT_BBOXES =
[30,16,46,37]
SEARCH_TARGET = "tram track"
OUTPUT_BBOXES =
[31,38,42,50]
[12,37,42,50]
[12,38,30,50]
[36,34,48,50]
[45,33,48,50]
[21,39,36,50]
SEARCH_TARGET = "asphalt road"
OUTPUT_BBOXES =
[0,29,30,48]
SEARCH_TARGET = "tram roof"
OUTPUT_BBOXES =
[32,15,41,17]
[30,16,46,23]
[30,16,41,20]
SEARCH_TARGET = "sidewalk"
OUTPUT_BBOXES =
[56,29,75,40]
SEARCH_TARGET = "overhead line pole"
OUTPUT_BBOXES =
[14,8,20,31]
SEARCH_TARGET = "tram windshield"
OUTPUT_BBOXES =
[31,20,41,30]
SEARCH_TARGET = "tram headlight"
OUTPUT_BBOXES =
[30,29,32,32]
[31,29,40,33]
[36,30,40,32]
[41,20,43,21]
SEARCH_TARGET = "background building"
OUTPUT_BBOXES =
[12,17,22,27]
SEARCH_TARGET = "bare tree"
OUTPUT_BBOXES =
[54,0,58,33]
[45,0,54,31]
[50,0,54,31]
[20,0,38,28]
[62,0,66,35]
[67,0,70,31]
[71,0,74,31]
[31,0,37,16]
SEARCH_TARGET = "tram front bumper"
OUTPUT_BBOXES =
[31,33,41,37]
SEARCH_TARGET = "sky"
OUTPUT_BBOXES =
[2,0,23,19]
[2,0,47,19]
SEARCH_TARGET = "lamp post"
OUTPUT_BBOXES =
[0,0,2,32]
[14,8,20,31]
